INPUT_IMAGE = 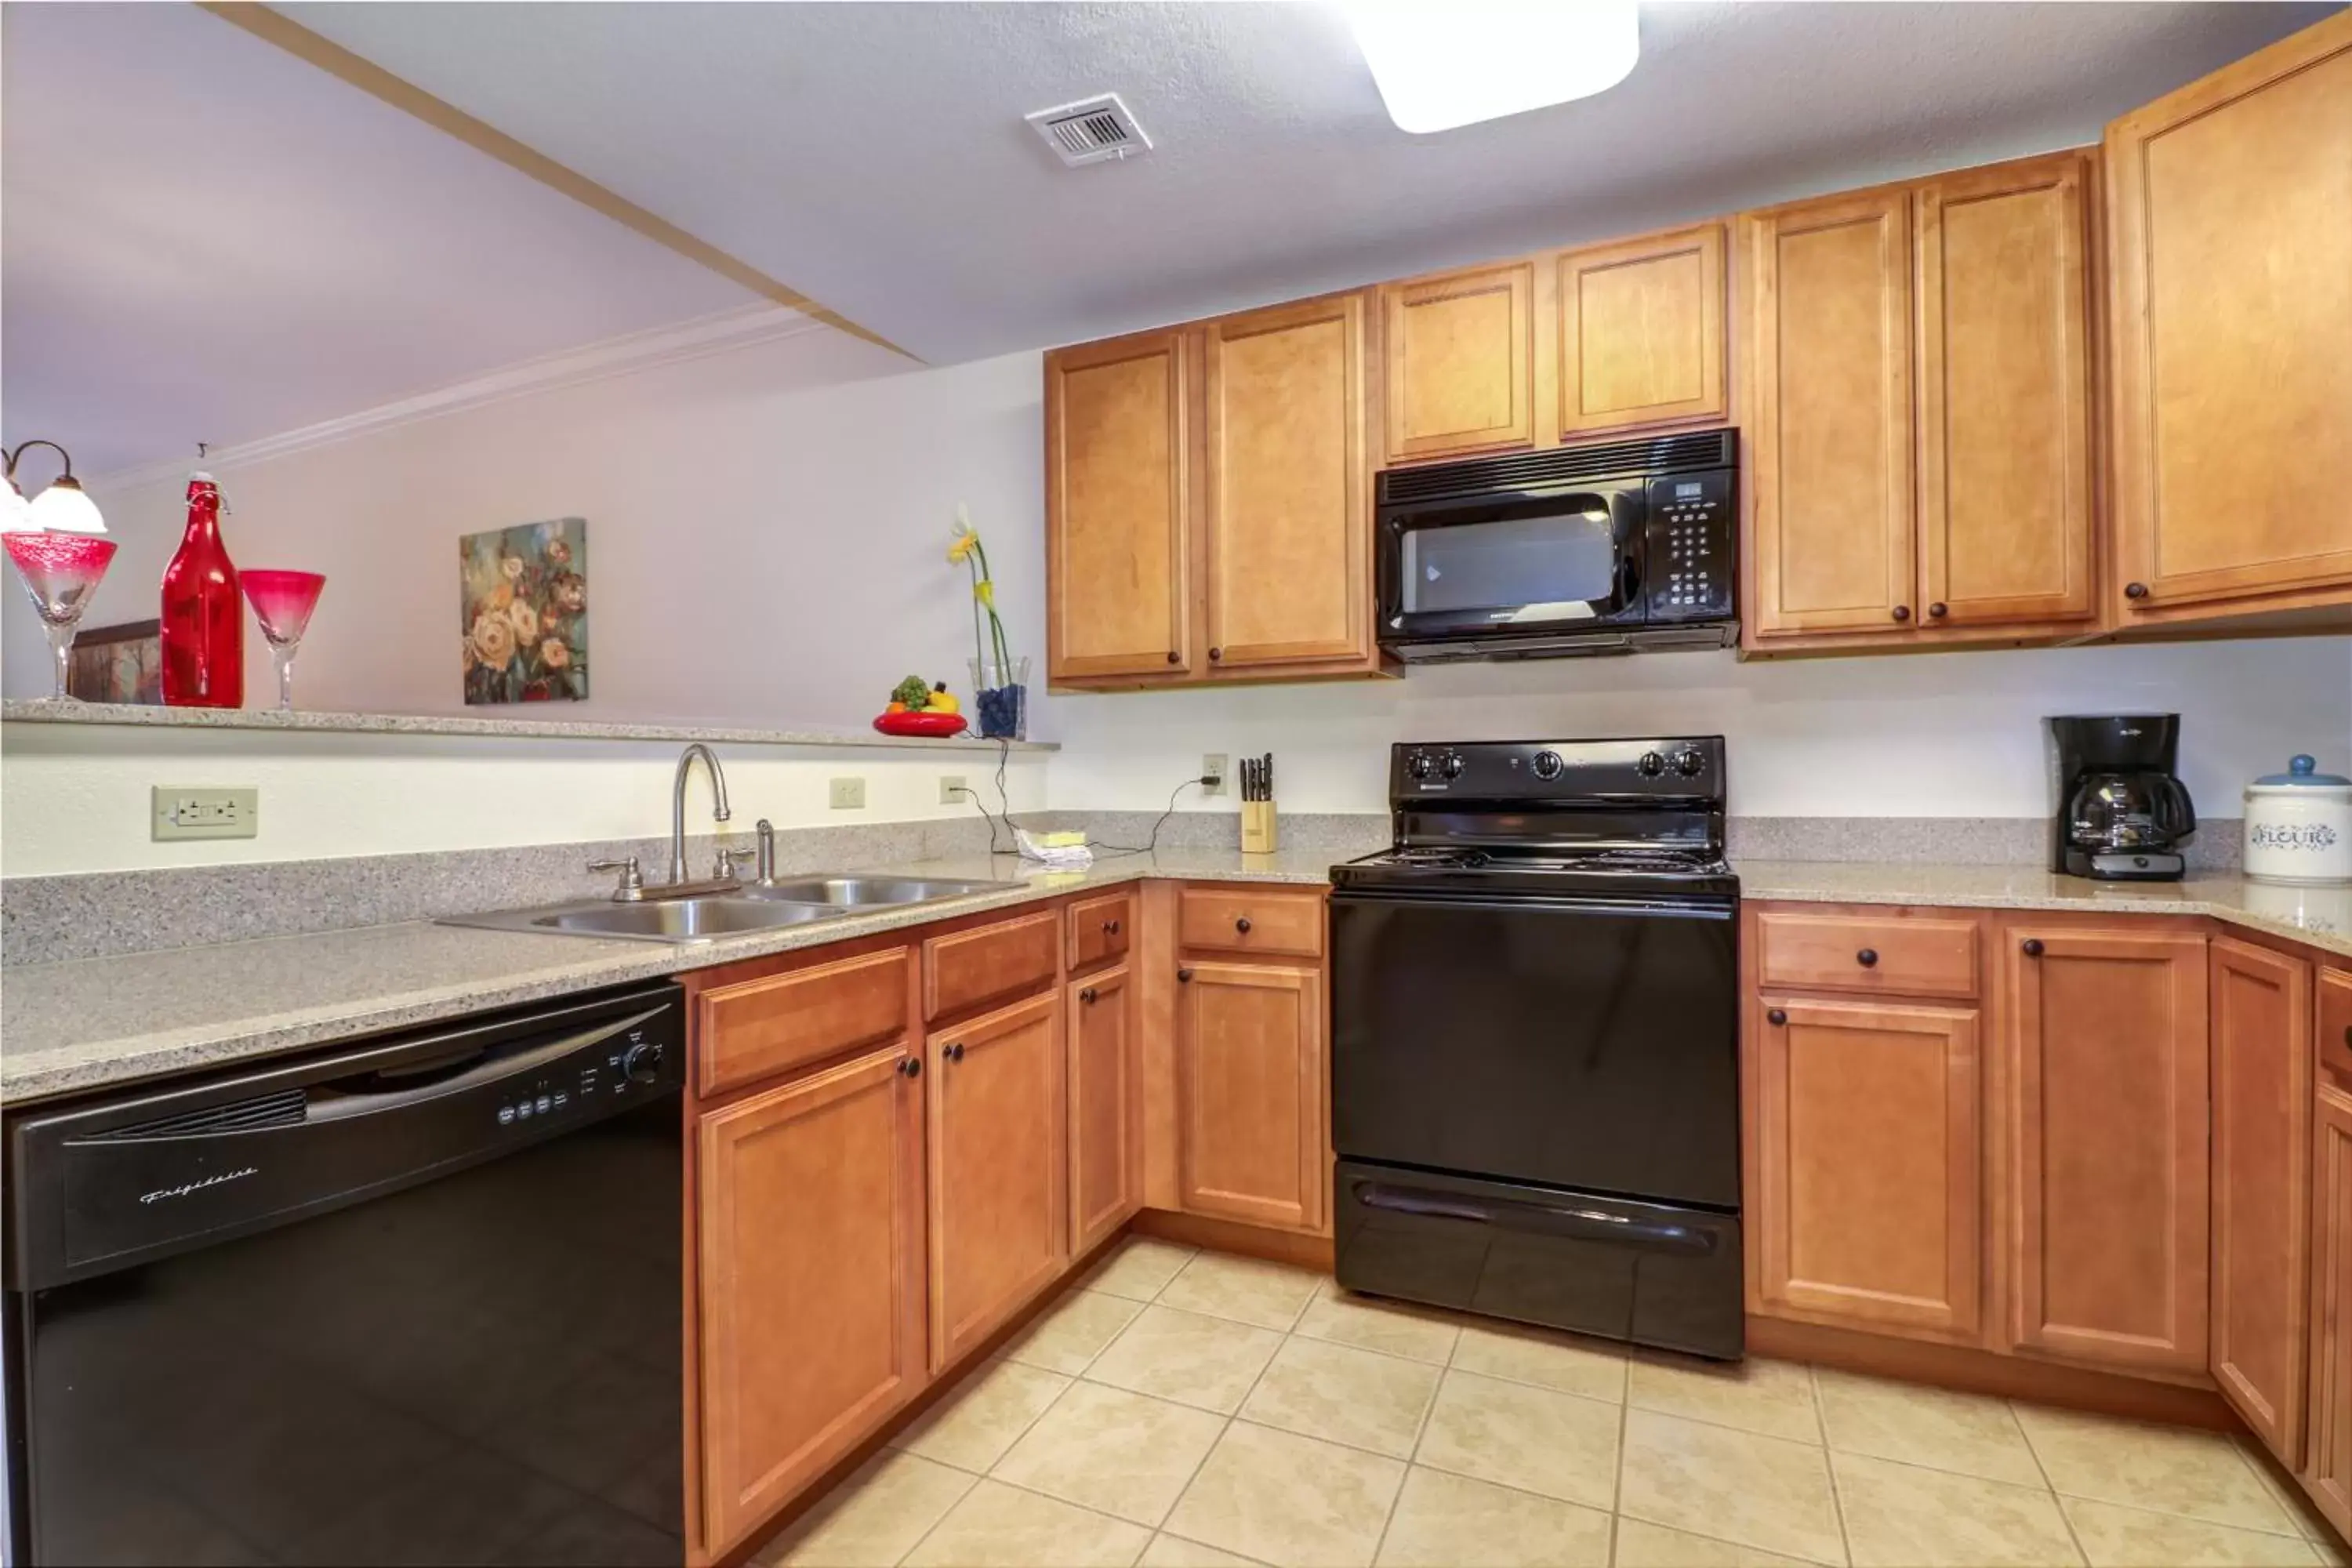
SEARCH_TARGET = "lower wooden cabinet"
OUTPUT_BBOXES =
[1069,964,1142,1254]
[1998,921,2211,1375]
[1175,960,1327,1232]
[2209,937,2313,1461]
[2307,1081,2352,1537]
[696,1044,926,1552]
[927,989,1069,1370]
[1748,994,1982,1340]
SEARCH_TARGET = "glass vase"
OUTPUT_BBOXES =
[969,655,1029,742]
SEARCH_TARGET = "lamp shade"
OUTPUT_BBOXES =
[27,476,105,535]
[0,478,31,533]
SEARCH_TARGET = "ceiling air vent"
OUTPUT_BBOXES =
[1026,93,1151,168]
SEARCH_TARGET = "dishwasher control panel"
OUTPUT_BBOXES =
[495,1019,673,1128]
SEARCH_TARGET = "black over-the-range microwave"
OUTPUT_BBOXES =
[1375,429,1737,661]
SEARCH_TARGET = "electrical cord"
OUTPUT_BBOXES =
[1087,775,1211,858]
[949,740,1214,862]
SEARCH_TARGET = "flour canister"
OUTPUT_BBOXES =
[2242,755,2352,884]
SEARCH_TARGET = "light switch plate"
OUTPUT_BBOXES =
[153,786,259,840]
[829,777,866,810]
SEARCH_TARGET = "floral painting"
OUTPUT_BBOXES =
[461,517,588,704]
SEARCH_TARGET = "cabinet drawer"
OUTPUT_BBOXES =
[2322,966,2352,1092]
[1068,892,1134,973]
[925,910,1061,1021]
[1179,887,1323,958]
[1756,909,1979,998]
[699,946,910,1097]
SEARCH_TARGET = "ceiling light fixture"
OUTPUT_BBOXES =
[2,440,106,535]
[1345,0,1641,135]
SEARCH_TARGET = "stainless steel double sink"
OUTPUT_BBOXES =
[440,875,1019,946]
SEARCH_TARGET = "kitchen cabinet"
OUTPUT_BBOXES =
[1381,260,1534,463]
[2107,10,2352,625]
[1743,151,2098,648]
[1557,224,1727,438]
[2307,1076,2352,1538]
[1175,959,1327,1232]
[1997,920,2210,1376]
[1748,993,1983,1340]
[927,989,1068,1370]
[1045,329,1194,680]
[2209,937,2313,1463]
[697,1043,926,1551]
[1069,964,1142,1254]
[1203,293,1374,670]
[924,909,1060,1022]
[1067,891,1134,974]
[696,945,909,1098]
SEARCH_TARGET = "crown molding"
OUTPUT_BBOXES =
[89,303,831,493]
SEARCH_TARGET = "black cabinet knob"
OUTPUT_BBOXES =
[1928,603,1948,619]
[1167,650,1181,663]
[1235,916,1253,934]
[899,1056,921,1077]
[1766,1008,1788,1026]
[1892,605,1912,622]
[1208,647,1223,662]
[2022,938,2045,956]
[1105,919,1120,935]
[1177,967,1194,983]
[1080,986,1098,1004]
[2124,582,2150,600]
[1857,948,1878,967]
[946,1042,965,1062]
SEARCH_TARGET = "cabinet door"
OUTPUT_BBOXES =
[1998,924,2210,1374]
[1046,331,1195,680]
[2211,938,2314,1465]
[2307,1084,2352,1540]
[1175,960,1326,1232]
[1749,995,1983,1340]
[2107,12,2352,618]
[928,990,1067,1370]
[699,1044,925,1550]
[1746,191,1917,637]
[1916,154,2095,628]
[1381,260,1534,463]
[1558,224,1727,437]
[1203,293,1373,670]
[1069,964,1141,1255]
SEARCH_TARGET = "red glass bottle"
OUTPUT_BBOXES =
[160,471,243,707]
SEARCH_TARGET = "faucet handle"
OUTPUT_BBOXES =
[586,857,644,901]
[713,848,753,882]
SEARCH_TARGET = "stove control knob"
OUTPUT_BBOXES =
[1673,748,1705,777]
[1638,750,1666,778]
[1406,751,1434,780]
[1442,752,1465,779]
[1531,750,1564,781]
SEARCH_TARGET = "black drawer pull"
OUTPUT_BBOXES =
[1235,916,1253,934]
[1927,603,1948,619]
[1080,986,1098,1004]
[1104,919,1120,935]
[899,1057,921,1078]
[1208,647,1222,662]
[1857,948,1878,967]
[946,1043,965,1062]
[2124,582,2150,600]
[1178,967,1194,983]
[1766,1008,1788,1026]
[1891,605,1911,622]
[2022,938,2045,956]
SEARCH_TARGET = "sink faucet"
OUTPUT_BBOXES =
[670,743,731,885]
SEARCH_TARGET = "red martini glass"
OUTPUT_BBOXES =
[5,531,119,702]
[240,570,326,711]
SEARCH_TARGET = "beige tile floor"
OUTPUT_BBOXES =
[760,1240,2352,1568]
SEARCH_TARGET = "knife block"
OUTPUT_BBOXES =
[1240,799,1278,855]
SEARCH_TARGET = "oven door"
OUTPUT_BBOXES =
[1378,488,1645,645]
[1329,890,1738,1208]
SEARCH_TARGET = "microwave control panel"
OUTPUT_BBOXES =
[1643,472,1734,622]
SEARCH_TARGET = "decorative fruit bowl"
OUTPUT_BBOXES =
[873,710,967,739]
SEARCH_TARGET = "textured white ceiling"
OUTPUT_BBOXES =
[284,0,2338,364]
[0,2,751,477]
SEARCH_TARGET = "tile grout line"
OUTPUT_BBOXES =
[1806,1362,1857,1568]
[2005,1396,2093,1568]
[1368,1326,1457,1566]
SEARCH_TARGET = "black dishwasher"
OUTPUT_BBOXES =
[3,981,686,1567]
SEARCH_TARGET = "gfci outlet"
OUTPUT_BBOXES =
[939,775,968,804]
[153,786,259,840]
[829,777,866,810]
[1202,753,1227,797]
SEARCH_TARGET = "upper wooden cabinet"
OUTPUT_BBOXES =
[1744,152,2099,648]
[1046,330,1193,679]
[1996,919,2210,1376]
[1558,224,1727,439]
[1381,260,1535,462]
[1044,294,1385,691]
[2107,11,2352,624]
[1203,294,1374,670]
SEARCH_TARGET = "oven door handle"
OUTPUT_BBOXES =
[1353,1182,1719,1255]
[1330,890,1734,920]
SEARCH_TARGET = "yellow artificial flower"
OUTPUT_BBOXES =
[973,579,996,607]
[947,532,979,565]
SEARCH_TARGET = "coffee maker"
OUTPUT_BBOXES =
[2048,714,2198,881]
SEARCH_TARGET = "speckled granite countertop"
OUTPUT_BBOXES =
[0,848,1338,1105]
[6,853,2347,1106]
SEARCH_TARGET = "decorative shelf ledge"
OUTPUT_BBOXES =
[0,699,1056,753]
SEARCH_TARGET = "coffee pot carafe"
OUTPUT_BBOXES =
[2047,715,2196,881]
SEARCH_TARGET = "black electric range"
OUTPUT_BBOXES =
[1328,737,1744,1359]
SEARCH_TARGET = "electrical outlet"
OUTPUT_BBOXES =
[829,777,866,810]
[152,786,259,841]
[939,775,968,804]
[1202,753,1227,797]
